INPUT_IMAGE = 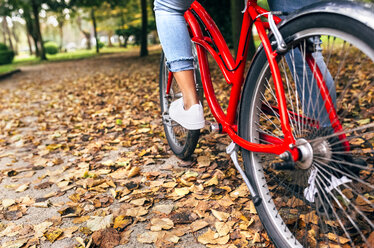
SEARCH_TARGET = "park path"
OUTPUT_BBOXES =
[0,50,268,248]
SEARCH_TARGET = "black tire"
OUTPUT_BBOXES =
[159,51,201,160]
[239,11,374,248]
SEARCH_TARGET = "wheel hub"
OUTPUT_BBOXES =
[312,139,332,164]
[295,138,313,169]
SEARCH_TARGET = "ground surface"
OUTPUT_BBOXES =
[0,50,269,248]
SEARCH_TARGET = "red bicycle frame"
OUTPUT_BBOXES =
[166,0,348,161]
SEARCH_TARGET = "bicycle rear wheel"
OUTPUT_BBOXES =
[240,10,374,248]
[159,51,202,160]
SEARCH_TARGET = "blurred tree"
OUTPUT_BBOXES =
[69,0,122,53]
[140,0,148,56]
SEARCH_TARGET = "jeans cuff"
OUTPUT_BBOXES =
[167,57,194,72]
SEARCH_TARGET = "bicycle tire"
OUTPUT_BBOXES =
[239,10,374,248]
[159,51,201,160]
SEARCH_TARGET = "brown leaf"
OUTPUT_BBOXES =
[190,219,209,232]
[34,181,54,190]
[170,211,195,224]
[137,231,159,244]
[215,221,234,236]
[211,209,230,222]
[327,232,350,244]
[197,156,211,167]
[153,204,174,215]
[150,218,174,231]
[198,228,229,245]
[92,228,121,248]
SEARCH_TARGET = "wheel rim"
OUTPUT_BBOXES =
[249,28,374,247]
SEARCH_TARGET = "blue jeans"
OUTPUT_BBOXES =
[154,0,335,126]
[269,0,336,127]
[154,0,195,72]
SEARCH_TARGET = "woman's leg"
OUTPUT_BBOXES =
[154,0,204,130]
[154,0,198,109]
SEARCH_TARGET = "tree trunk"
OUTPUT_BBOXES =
[11,23,19,55]
[140,0,148,57]
[107,31,113,47]
[31,0,47,60]
[26,32,33,55]
[76,15,91,50]
[230,0,255,60]
[3,18,14,51]
[91,8,99,53]
[119,8,125,47]
[58,22,64,51]
[1,19,8,46]
[124,36,129,48]
[23,9,39,56]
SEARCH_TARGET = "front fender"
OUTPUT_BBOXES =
[280,0,374,30]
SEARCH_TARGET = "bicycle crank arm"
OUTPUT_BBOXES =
[226,142,262,206]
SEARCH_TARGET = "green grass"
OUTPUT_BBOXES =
[0,64,17,75]
[0,46,133,76]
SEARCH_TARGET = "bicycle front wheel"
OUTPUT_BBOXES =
[240,10,374,248]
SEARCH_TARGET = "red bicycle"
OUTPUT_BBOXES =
[159,0,374,247]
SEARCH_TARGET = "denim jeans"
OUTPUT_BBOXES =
[268,0,336,127]
[154,0,195,72]
[154,0,335,126]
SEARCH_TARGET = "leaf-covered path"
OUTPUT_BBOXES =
[0,50,269,248]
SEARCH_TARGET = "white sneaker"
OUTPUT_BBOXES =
[169,98,205,130]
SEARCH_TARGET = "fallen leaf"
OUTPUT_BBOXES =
[197,156,211,167]
[215,221,234,236]
[190,219,209,232]
[1,238,28,248]
[126,206,148,217]
[113,216,132,229]
[153,204,174,215]
[128,166,140,178]
[92,228,121,248]
[211,209,230,222]
[175,187,190,197]
[198,228,230,245]
[2,199,16,209]
[87,215,113,232]
[204,175,219,186]
[327,232,350,244]
[137,231,159,243]
[34,221,53,238]
[253,232,261,243]
[15,183,29,192]
[150,218,174,231]
[44,228,63,242]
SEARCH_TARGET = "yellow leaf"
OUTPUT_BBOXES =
[204,175,218,186]
[211,209,230,222]
[44,228,63,243]
[175,187,190,197]
[113,216,132,229]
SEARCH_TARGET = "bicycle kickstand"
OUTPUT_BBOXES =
[226,142,262,206]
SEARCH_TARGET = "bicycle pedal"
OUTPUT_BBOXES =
[209,122,222,133]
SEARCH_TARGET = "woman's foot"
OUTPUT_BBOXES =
[169,98,205,130]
